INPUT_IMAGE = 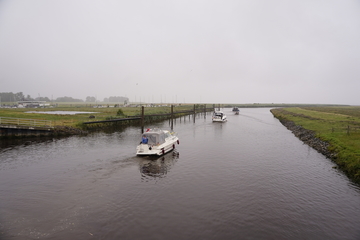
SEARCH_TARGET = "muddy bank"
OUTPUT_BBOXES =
[0,125,87,139]
[53,126,88,135]
[278,119,337,159]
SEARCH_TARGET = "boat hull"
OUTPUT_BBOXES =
[136,137,179,156]
[212,116,227,122]
[212,119,227,122]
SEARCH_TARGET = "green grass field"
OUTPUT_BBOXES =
[0,103,210,128]
[271,106,360,184]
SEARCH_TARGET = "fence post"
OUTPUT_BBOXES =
[347,125,350,135]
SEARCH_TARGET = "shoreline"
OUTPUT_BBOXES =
[271,107,360,185]
[277,118,337,159]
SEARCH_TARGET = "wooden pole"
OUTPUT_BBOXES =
[171,105,174,130]
[141,106,144,133]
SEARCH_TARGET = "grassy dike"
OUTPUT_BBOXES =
[271,107,360,184]
[0,104,208,131]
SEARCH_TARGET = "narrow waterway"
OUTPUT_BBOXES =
[0,108,359,240]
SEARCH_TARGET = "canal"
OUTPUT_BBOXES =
[0,108,359,240]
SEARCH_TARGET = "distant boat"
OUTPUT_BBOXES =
[232,107,240,115]
[212,111,227,122]
[136,128,179,156]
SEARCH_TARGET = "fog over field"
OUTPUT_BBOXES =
[0,0,359,105]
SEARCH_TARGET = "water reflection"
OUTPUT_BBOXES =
[139,150,179,180]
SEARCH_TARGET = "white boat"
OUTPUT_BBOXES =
[212,111,227,122]
[136,128,179,156]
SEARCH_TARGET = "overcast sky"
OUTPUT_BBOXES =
[0,0,359,105]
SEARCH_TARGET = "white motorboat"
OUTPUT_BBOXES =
[136,128,179,156]
[212,111,227,122]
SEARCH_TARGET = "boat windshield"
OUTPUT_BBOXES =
[142,132,166,145]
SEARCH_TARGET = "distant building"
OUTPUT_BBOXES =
[17,101,49,108]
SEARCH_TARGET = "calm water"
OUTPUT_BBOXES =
[0,108,359,240]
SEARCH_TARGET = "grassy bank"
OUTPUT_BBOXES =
[271,106,360,184]
[0,104,210,129]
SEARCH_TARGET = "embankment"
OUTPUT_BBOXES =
[275,119,336,159]
[0,125,87,138]
[271,108,360,185]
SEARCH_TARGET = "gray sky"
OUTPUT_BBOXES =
[1,0,360,105]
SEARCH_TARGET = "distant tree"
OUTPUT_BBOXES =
[0,92,13,102]
[15,92,25,101]
[0,92,26,102]
[55,96,84,102]
[86,96,96,102]
[35,97,51,102]
[25,94,34,101]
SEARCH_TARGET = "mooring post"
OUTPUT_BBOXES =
[204,104,206,118]
[141,106,144,133]
[171,105,174,130]
[193,104,196,123]
[171,105,174,119]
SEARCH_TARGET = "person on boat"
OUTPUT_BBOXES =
[142,135,148,144]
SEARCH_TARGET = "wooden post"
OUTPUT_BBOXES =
[347,125,350,135]
[171,105,174,130]
[204,104,206,118]
[171,105,174,119]
[193,104,196,123]
[141,106,144,133]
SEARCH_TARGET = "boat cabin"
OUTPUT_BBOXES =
[141,129,171,145]
[213,111,224,117]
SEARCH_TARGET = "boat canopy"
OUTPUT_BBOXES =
[142,129,167,145]
[213,111,223,117]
